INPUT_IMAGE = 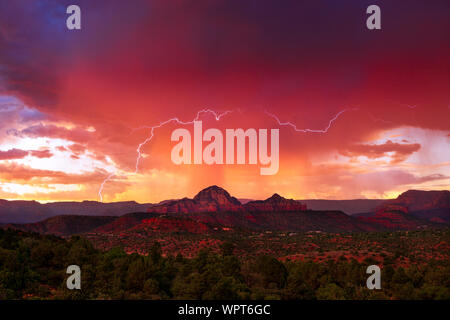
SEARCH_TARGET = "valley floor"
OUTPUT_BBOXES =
[85,229,450,268]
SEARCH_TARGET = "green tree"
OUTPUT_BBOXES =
[255,255,288,289]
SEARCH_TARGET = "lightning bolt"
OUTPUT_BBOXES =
[97,109,233,202]
[264,108,357,133]
[98,107,355,202]
[98,172,115,202]
[134,109,234,173]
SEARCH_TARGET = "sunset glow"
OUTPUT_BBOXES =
[0,1,448,203]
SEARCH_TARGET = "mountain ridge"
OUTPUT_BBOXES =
[4,187,448,236]
[2,186,372,235]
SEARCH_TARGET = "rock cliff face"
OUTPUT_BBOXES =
[192,186,242,211]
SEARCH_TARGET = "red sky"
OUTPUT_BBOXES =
[0,0,449,202]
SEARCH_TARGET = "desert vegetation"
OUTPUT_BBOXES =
[0,228,448,300]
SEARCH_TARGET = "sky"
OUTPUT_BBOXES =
[0,0,449,203]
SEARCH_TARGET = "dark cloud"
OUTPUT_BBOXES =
[0,148,28,160]
[0,148,53,160]
[340,140,421,163]
[18,107,48,123]
[0,0,448,117]
[13,123,92,143]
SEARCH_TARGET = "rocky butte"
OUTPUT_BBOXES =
[146,185,307,214]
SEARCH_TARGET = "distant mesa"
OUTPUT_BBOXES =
[357,190,450,227]
[0,199,152,224]
[383,190,450,212]
[376,190,449,221]
[4,215,117,236]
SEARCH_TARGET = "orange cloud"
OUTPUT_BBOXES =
[29,149,53,159]
[0,162,108,184]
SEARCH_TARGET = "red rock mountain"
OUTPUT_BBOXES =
[384,190,450,212]
[357,190,450,228]
[244,193,307,212]
[147,186,242,213]
[147,186,307,214]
